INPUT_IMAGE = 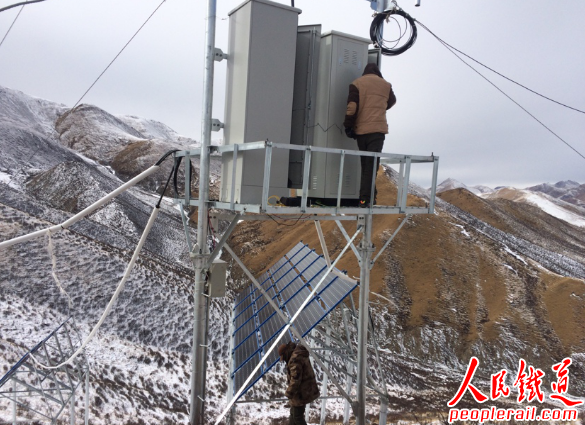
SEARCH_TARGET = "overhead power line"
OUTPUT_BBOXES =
[72,0,167,109]
[0,0,47,13]
[416,20,585,162]
[0,5,23,49]
[417,22,585,115]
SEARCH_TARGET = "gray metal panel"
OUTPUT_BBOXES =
[307,33,332,199]
[368,48,382,67]
[221,1,250,204]
[221,0,300,204]
[309,32,370,199]
[228,0,302,15]
[324,35,368,198]
[289,25,322,188]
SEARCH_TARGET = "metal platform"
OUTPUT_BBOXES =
[176,141,439,215]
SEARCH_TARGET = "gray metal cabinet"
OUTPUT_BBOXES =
[308,31,371,200]
[220,0,300,204]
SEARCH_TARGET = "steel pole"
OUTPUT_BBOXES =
[189,0,216,423]
[356,214,374,425]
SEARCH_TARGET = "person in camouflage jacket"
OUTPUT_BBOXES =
[278,341,320,425]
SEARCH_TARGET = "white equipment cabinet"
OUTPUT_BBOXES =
[220,0,301,204]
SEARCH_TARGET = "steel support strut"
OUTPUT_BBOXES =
[189,0,217,423]
[356,214,374,425]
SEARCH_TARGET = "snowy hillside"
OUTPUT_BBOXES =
[481,187,585,228]
[1,85,584,424]
[436,176,585,230]
[528,180,585,208]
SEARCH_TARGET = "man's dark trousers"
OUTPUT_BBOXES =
[289,405,307,425]
[357,132,385,203]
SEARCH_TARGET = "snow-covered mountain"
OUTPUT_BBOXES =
[436,178,585,229]
[481,187,585,228]
[435,177,494,195]
[1,86,584,424]
[528,180,585,208]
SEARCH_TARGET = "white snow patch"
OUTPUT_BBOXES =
[504,264,517,274]
[503,245,527,265]
[0,171,11,184]
[451,223,471,238]
[521,192,585,228]
[482,188,585,228]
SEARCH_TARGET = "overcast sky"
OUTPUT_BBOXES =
[1,0,584,189]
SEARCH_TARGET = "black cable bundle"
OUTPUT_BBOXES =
[370,8,417,56]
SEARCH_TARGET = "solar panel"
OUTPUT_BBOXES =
[230,242,358,399]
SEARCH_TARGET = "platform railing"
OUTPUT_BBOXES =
[175,141,439,215]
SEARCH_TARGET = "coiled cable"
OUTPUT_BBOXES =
[370,8,417,56]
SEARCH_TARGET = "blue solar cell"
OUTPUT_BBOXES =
[249,271,273,300]
[234,322,256,350]
[273,271,294,292]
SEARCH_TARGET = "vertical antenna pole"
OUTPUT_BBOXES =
[190,0,217,423]
[356,213,374,425]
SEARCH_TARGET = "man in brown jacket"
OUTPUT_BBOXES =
[278,341,320,425]
[344,63,396,207]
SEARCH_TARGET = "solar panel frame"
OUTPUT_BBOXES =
[231,243,359,399]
